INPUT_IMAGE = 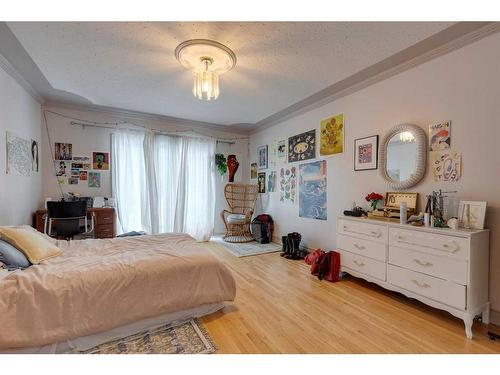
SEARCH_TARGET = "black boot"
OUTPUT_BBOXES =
[284,232,302,260]
[280,235,288,257]
[284,234,294,259]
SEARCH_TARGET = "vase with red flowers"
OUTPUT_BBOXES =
[365,192,384,211]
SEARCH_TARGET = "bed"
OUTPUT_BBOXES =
[0,232,236,353]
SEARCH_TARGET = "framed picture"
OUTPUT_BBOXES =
[458,201,487,229]
[257,145,268,170]
[257,172,266,193]
[354,135,378,171]
[288,130,316,163]
[250,163,258,179]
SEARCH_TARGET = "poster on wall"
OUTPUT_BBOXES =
[257,172,266,193]
[250,163,258,179]
[271,139,287,166]
[54,142,72,160]
[257,145,268,170]
[354,135,378,171]
[430,149,461,182]
[279,166,296,204]
[31,139,39,172]
[429,121,451,151]
[320,113,344,156]
[68,178,79,185]
[79,170,88,181]
[88,172,101,188]
[55,160,69,177]
[267,171,277,192]
[92,152,110,170]
[299,160,327,220]
[288,130,316,163]
[6,131,31,176]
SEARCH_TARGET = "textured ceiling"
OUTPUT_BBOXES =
[7,22,454,126]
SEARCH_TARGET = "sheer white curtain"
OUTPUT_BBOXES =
[112,130,216,241]
[111,131,151,234]
[154,135,216,241]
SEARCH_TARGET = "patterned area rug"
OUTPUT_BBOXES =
[211,236,281,257]
[71,319,216,354]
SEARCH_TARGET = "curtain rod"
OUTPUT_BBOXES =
[68,120,241,145]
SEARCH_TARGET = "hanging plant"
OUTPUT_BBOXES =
[215,153,227,175]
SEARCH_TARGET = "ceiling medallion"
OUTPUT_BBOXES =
[175,39,236,101]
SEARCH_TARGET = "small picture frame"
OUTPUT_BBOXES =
[458,201,487,229]
[257,145,268,170]
[354,135,378,171]
[257,172,266,193]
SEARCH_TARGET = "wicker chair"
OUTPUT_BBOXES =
[221,183,258,243]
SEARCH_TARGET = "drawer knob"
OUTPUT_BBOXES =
[353,260,365,267]
[442,241,459,253]
[411,279,430,288]
[353,243,366,250]
[413,259,433,267]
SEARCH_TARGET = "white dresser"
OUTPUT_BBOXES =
[337,216,490,338]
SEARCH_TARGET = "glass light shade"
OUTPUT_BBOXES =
[399,131,415,142]
[193,70,219,101]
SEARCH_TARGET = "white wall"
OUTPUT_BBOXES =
[0,65,41,225]
[41,103,249,233]
[249,32,500,322]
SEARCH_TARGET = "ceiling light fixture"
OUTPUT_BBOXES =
[175,39,236,101]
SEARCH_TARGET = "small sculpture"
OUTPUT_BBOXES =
[227,154,239,182]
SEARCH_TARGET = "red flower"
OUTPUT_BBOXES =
[365,192,384,202]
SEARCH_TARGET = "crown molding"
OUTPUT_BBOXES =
[251,22,500,134]
[43,100,251,136]
[0,52,44,104]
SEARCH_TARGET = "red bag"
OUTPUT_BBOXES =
[311,251,341,282]
[304,249,324,265]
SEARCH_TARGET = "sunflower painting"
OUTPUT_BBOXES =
[320,113,344,156]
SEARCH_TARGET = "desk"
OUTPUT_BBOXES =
[34,207,116,239]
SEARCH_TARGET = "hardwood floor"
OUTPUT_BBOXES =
[201,242,500,353]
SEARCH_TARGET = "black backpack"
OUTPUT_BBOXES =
[251,214,274,244]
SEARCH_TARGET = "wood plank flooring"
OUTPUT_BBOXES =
[200,242,500,353]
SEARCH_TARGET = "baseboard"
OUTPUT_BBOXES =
[490,309,500,326]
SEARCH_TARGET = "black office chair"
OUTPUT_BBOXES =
[44,201,94,240]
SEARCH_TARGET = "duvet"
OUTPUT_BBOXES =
[0,233,236,349]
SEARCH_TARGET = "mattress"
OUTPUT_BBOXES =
[0,233,236,350]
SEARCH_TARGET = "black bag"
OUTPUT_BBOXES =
[251,214,274,244]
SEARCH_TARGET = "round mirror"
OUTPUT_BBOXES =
[379,124,427,190]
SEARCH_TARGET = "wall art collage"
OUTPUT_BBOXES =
[251,113,344,221]
[251,113,464,223]
[428,121,461,182]
[54,142,108,188]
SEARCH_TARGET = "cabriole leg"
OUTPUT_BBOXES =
[464,314,473,339]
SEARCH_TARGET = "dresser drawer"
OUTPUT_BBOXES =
[337,234,386,261]
[338,219,387,243]
[389,228,469,260]
[95,224,114,238]
[389,246,468,284]
[387,264,466,310]
[95,211,115,225]
[339,250,386,281]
